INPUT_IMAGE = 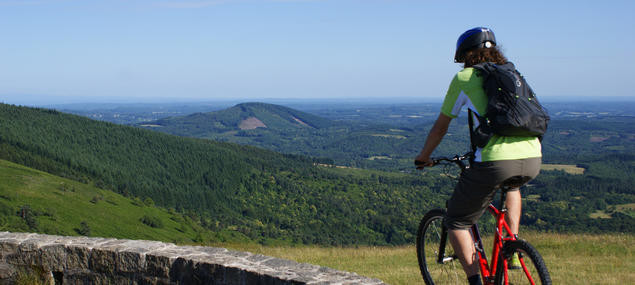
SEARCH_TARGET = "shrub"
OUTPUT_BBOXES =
[140,215,164,228]
[76,221,91,236]
[90,195,103,204]
[17,205,38,230]
[143,197,155,207]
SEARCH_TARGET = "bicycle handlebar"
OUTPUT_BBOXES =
[414,152,472,170]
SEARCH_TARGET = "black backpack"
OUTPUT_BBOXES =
[468,62,549,148]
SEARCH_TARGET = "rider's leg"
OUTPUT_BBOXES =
[505,189,521,235]
[504,157,541,236]
[449,229,480,277]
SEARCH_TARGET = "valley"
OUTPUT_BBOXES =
[0,101,633,247]
[0,100,633,284]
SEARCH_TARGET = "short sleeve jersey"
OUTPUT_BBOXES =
[440,67,542,162]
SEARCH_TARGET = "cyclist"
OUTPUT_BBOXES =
[414,27,542,285]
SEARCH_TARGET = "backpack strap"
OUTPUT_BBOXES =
[467,109,478,162]
[469,63,489,150]
[472,62,493,76]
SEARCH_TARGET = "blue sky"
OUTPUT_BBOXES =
[1,0,634,104]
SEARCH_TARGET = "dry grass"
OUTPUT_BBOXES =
[530,233,634,285]
[370,134,407,139]
[615,203,635,212]
[589,210,612,219]
[541,164,585,175]
[220,232,634,284]
[368,156,392,160]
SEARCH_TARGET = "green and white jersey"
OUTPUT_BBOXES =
[440,67,542,162]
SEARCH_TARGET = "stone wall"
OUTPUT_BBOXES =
[0,232,385,285]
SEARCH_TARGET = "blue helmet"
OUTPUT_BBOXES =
[454,27,496,62]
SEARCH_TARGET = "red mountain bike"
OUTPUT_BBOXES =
[416,153,551,285]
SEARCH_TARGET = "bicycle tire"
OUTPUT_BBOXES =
[416,209,464,285]
[494,239,552,285]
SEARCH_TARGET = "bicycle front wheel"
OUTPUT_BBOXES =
[416,209,463,285]
[494,239,551,285]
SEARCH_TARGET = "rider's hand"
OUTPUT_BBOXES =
[414,154,434,170]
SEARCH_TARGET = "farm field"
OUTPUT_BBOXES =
[222,232,634,285]
[541,164,586,175]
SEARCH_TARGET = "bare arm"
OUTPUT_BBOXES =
[415,113,453,169]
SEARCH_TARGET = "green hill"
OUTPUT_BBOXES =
[141,102,334,136]
[138,102,445,170]
[0,159,219,243]
[1,103,632,246]
[0,103,447,245]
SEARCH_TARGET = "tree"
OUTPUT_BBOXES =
[76,221,91,236]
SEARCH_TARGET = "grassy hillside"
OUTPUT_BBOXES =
[227,232,634,285]
[0,159,221,243]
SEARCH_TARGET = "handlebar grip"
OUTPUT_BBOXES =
[414,159,440,167]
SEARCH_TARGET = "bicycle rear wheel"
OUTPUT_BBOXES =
[416,209,463,285]
[494,239,551,285]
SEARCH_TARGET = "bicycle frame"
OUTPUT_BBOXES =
[473,192,518,285]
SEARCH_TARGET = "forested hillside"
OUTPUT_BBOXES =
[0,103,451,245]
[1,103,632,247]
[137,102,635,234]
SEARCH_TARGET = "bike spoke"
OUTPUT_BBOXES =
[418,212,464,284]
[496,241,551,285]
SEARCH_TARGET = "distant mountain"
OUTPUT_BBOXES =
[141,102,335,137]
[138,101,635,173]
[138,102,447,170]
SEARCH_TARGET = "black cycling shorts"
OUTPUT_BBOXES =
[444,157,541,230]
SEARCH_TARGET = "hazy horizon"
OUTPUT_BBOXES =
[3,93,635,109]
